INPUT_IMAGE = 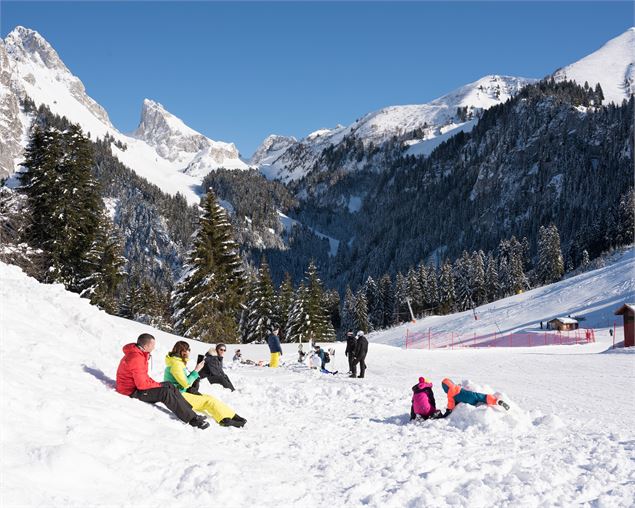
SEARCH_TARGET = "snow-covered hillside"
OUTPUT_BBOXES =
[0,26,248,202]
[374,248,635,347]
[1,249,633,507]
[253,75,534,183]
[553,27,635,105]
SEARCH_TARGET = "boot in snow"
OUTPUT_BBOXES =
[497,400,510,411]
[189,415,210,430]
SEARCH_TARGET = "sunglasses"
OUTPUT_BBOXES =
[218,348,226,352]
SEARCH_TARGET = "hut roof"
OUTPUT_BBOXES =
[549,317,578,324]
[614,304,635,315]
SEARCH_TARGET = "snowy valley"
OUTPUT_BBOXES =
[1,248,634,506]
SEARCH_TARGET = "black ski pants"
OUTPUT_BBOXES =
[352,356,366,378]
[189,373,235,392]
[347,354,355,374]
[131,383,196,423]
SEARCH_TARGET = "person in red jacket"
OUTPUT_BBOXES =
[115,333,209,429]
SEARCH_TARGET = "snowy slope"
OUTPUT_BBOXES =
[0,26,248,202]
[553,27,635,105]
[1,249,634,507]
[253,75,534,183]
[374,248,635,348]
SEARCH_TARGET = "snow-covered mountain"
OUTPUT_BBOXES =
[553,27,635,104]
[0,26,248,202]
[132,98,247,178]
[252,75,535,183]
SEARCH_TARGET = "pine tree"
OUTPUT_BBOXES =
[438,261,456,314]
[276,273,294,341]
[324,289,341,335]
[353,289,369,333]
[20,124,102,290]
[286,283,310,343]
[581,249,590,269]
[485,253,500,302]
[80,211,126,313]
[406,267,424,317]
[341,285,356,334]
[537,224,564,284]
[471,250,486,306]
[426,265,439,313]
[243,259,276,343]
[363,276,382,330]
[285,263,335,343]
[394,272,410,323]
[304,261,336,342]
[172,190,246,343]
[379,274,395,327]
[454,251,473,311]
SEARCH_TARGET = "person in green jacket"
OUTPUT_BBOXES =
[164,341,247,428]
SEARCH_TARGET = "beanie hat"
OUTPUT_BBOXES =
[356,330,364,337]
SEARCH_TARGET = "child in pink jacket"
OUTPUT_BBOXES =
[410,376,445,420]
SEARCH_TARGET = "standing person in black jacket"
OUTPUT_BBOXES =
[344,330,356,376]
[352,330,368,378]
[189,343,236,392]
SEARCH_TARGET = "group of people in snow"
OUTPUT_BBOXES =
[116,328,507,431]
[116,333,246,430]
[409,377,510,421]
[344,329,369,378]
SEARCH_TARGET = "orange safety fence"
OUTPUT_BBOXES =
[404,328,596,349]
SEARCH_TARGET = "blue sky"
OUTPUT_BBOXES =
[1,1,632,156]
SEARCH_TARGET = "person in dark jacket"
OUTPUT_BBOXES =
[191,343,236,392]
[344,330,356,375]
[115,333,209,429]
[267,325,282,368]
[352,330,368,378]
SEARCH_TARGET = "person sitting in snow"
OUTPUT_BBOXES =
[312,344,337,374]
[115,333,209,430]
[164,341,246,428]
[410,376,446,420]
[192,343,236,392]
[441,378,510,414]
[297,343,306,363]
[233,349,256,365]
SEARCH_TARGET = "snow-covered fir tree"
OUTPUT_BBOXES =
[304,261,336,342]
[485,253,500,302]
[80,210,126,313]
[171,190,246,343]
[341,285,356,334]
[425,265,439,313]
[275,273,294,341]
[363,276,382,331]
[379,274,395,328]
[353,288,369,334]
[438,261,456,314]
[285,282,309,343]
[454,251,473,312]
[242,258,276,343]
[406,267,424,317]
[20,124,102,291]
[394,272,410,323]
[470,250,486,307]
[537,224,564,284]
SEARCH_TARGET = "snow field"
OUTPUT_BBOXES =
[1,259,634,507]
